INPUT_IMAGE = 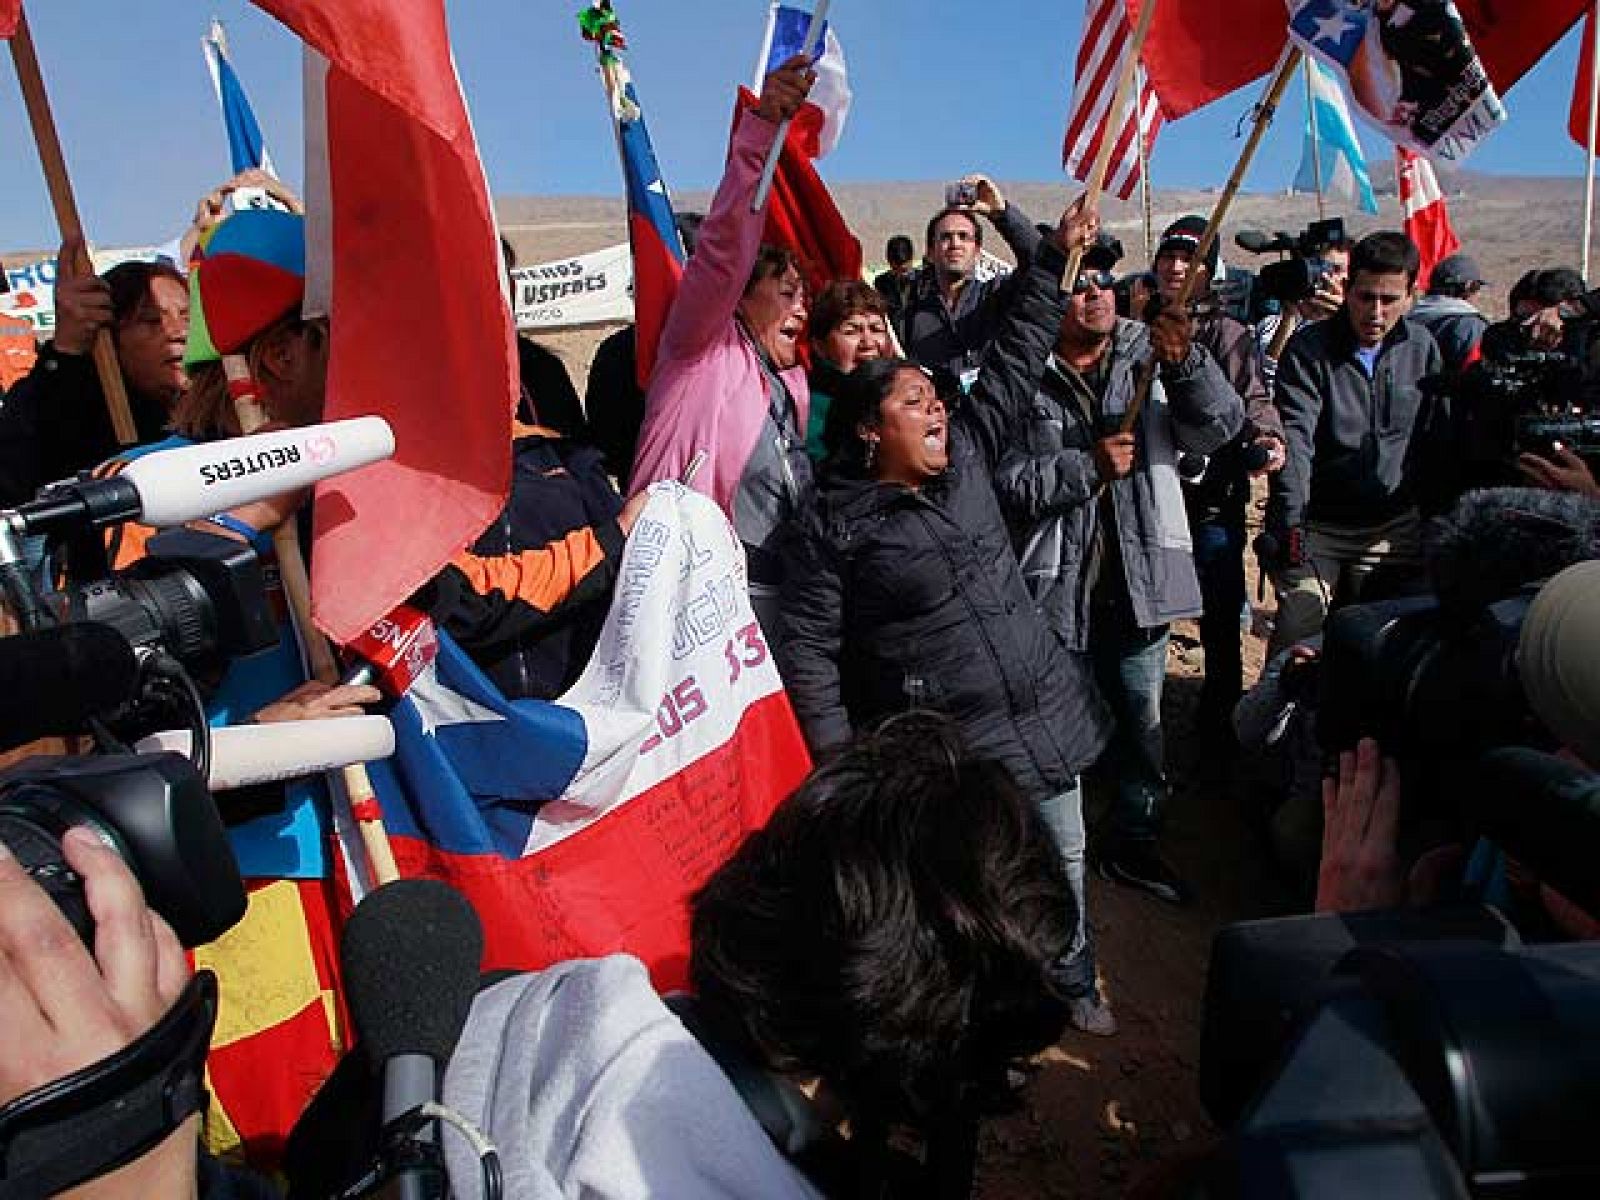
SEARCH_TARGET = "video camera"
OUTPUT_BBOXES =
[1235,217,1348,311]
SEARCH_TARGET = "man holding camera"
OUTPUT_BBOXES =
[1265,232,1442,660]
[902,175,1042,386]
[1254,225,1351,389]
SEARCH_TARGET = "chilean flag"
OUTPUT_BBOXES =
[615,79,686,390]
[0,2,18,37]
[202,18,275,176]
[1397,147,1460,292]
[252,0,516,646]
[760,3,852,158]
[367,484,812,992]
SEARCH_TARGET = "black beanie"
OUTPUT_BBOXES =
[1158,215,1218,275]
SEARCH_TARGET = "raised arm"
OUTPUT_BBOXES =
[655,57,814,366]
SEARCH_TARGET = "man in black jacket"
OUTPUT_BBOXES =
[902,175,1041,387]
[1265,232,1441,659]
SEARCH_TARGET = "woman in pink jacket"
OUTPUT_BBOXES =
[628,56,816,638]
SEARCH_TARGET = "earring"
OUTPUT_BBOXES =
[864,438,877,470]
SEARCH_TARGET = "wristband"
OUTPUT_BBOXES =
[207,513,273,555]
[0,971,218,1198]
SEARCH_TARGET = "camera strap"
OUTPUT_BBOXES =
[0,970,217,1199]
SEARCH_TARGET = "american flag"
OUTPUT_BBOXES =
[1062,0,1163,201]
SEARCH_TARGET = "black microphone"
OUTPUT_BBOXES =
[341,878,484,1200]
[1235,229,1287,255]
[0,622,138,751]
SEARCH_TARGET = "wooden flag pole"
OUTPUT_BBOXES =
[1120,45,1304,434]
[751,0,830,213]
[1583,0,1600,278]
[1063,0,1160,288]
[7,7,138,446]
[224,355,400,889]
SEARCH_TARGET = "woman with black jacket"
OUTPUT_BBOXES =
[778,204,1119,1034]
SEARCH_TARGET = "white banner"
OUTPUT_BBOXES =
[510,242,633,332]
[0,244,173,335]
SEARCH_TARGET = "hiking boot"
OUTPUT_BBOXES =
[1068,989,1118,1037]
[1096,843,1194,906]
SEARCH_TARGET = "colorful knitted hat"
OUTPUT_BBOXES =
[184,208,306,367]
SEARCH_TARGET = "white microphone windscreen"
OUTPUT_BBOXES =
[123,417,396,528]
[137,715,396,790]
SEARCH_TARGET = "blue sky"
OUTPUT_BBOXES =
[0,1,1589,250]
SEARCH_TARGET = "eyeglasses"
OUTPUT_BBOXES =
[1070,271,1116,295]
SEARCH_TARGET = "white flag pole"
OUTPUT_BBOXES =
[752,1,779,93]
[750,0,830,213]
[1583,0,1600,278]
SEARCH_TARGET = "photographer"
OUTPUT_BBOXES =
[1253,224,1350,389]
[1264,231,1441,659]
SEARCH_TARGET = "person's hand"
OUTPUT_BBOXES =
[180,169,305,264]
[0,829,199,1200]
[51,236,113,357]
[1298,272,1343,321]
[1252,435,1288,476]
[1518,443,1600,498]
[253,680,382,724]
[1093,432,1136,482]
[1316,738,1405,913]
[1149,307,1194,365]
[1053,193,1099,253]
[963,174,1007,217]
[1523,304,1565,352]
[618,488,651,536]
[754,53,816,124]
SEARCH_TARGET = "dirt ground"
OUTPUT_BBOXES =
[973,494,1286,1200]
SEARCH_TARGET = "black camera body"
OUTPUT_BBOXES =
[1235,217,1347,315]
[0,752,246,948]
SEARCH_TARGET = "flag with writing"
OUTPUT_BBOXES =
[202,19,275,176]
[1287,0,1505,163]
[368,483,811,992]
[1063,0,1164,201]
[251,0,515,646]
[1397,147,1460,291]
[1294,58,1378,214]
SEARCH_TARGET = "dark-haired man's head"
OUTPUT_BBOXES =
[886,234,916,274]
[925,208,983,284]
[1346,231,1420,348]
[1509,267,1585,321]
[689,713,1073,1123]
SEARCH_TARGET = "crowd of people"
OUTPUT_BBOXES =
[1,53,1598,1200]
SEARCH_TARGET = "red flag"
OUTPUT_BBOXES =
[0,2,19,38]
[735,88,862,299]
[1572,9,1597,150]
[1397,148,1460,292]
[251,0,515,646]
[1127,0,1286,119]
[1458,0,1588,97]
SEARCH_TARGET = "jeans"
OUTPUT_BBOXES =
[1191,516,1247,736]
[1035,776,1095,999]
[1091,611,1171,848]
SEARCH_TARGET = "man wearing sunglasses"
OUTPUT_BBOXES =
[992,230,1245,909]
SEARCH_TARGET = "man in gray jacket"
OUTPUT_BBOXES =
[1264,231,1442,659]
[1409,252,1488,373]
[994,244,1245,905]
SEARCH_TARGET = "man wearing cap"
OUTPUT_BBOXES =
[1153,216,1285,775]
[1410,253,1489,373]
[991,222,1245,910]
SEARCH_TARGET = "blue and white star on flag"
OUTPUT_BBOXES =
[1289,0,1369,67]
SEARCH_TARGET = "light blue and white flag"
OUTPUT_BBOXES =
[201,19,275,176]
[1294,58,1378,215]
